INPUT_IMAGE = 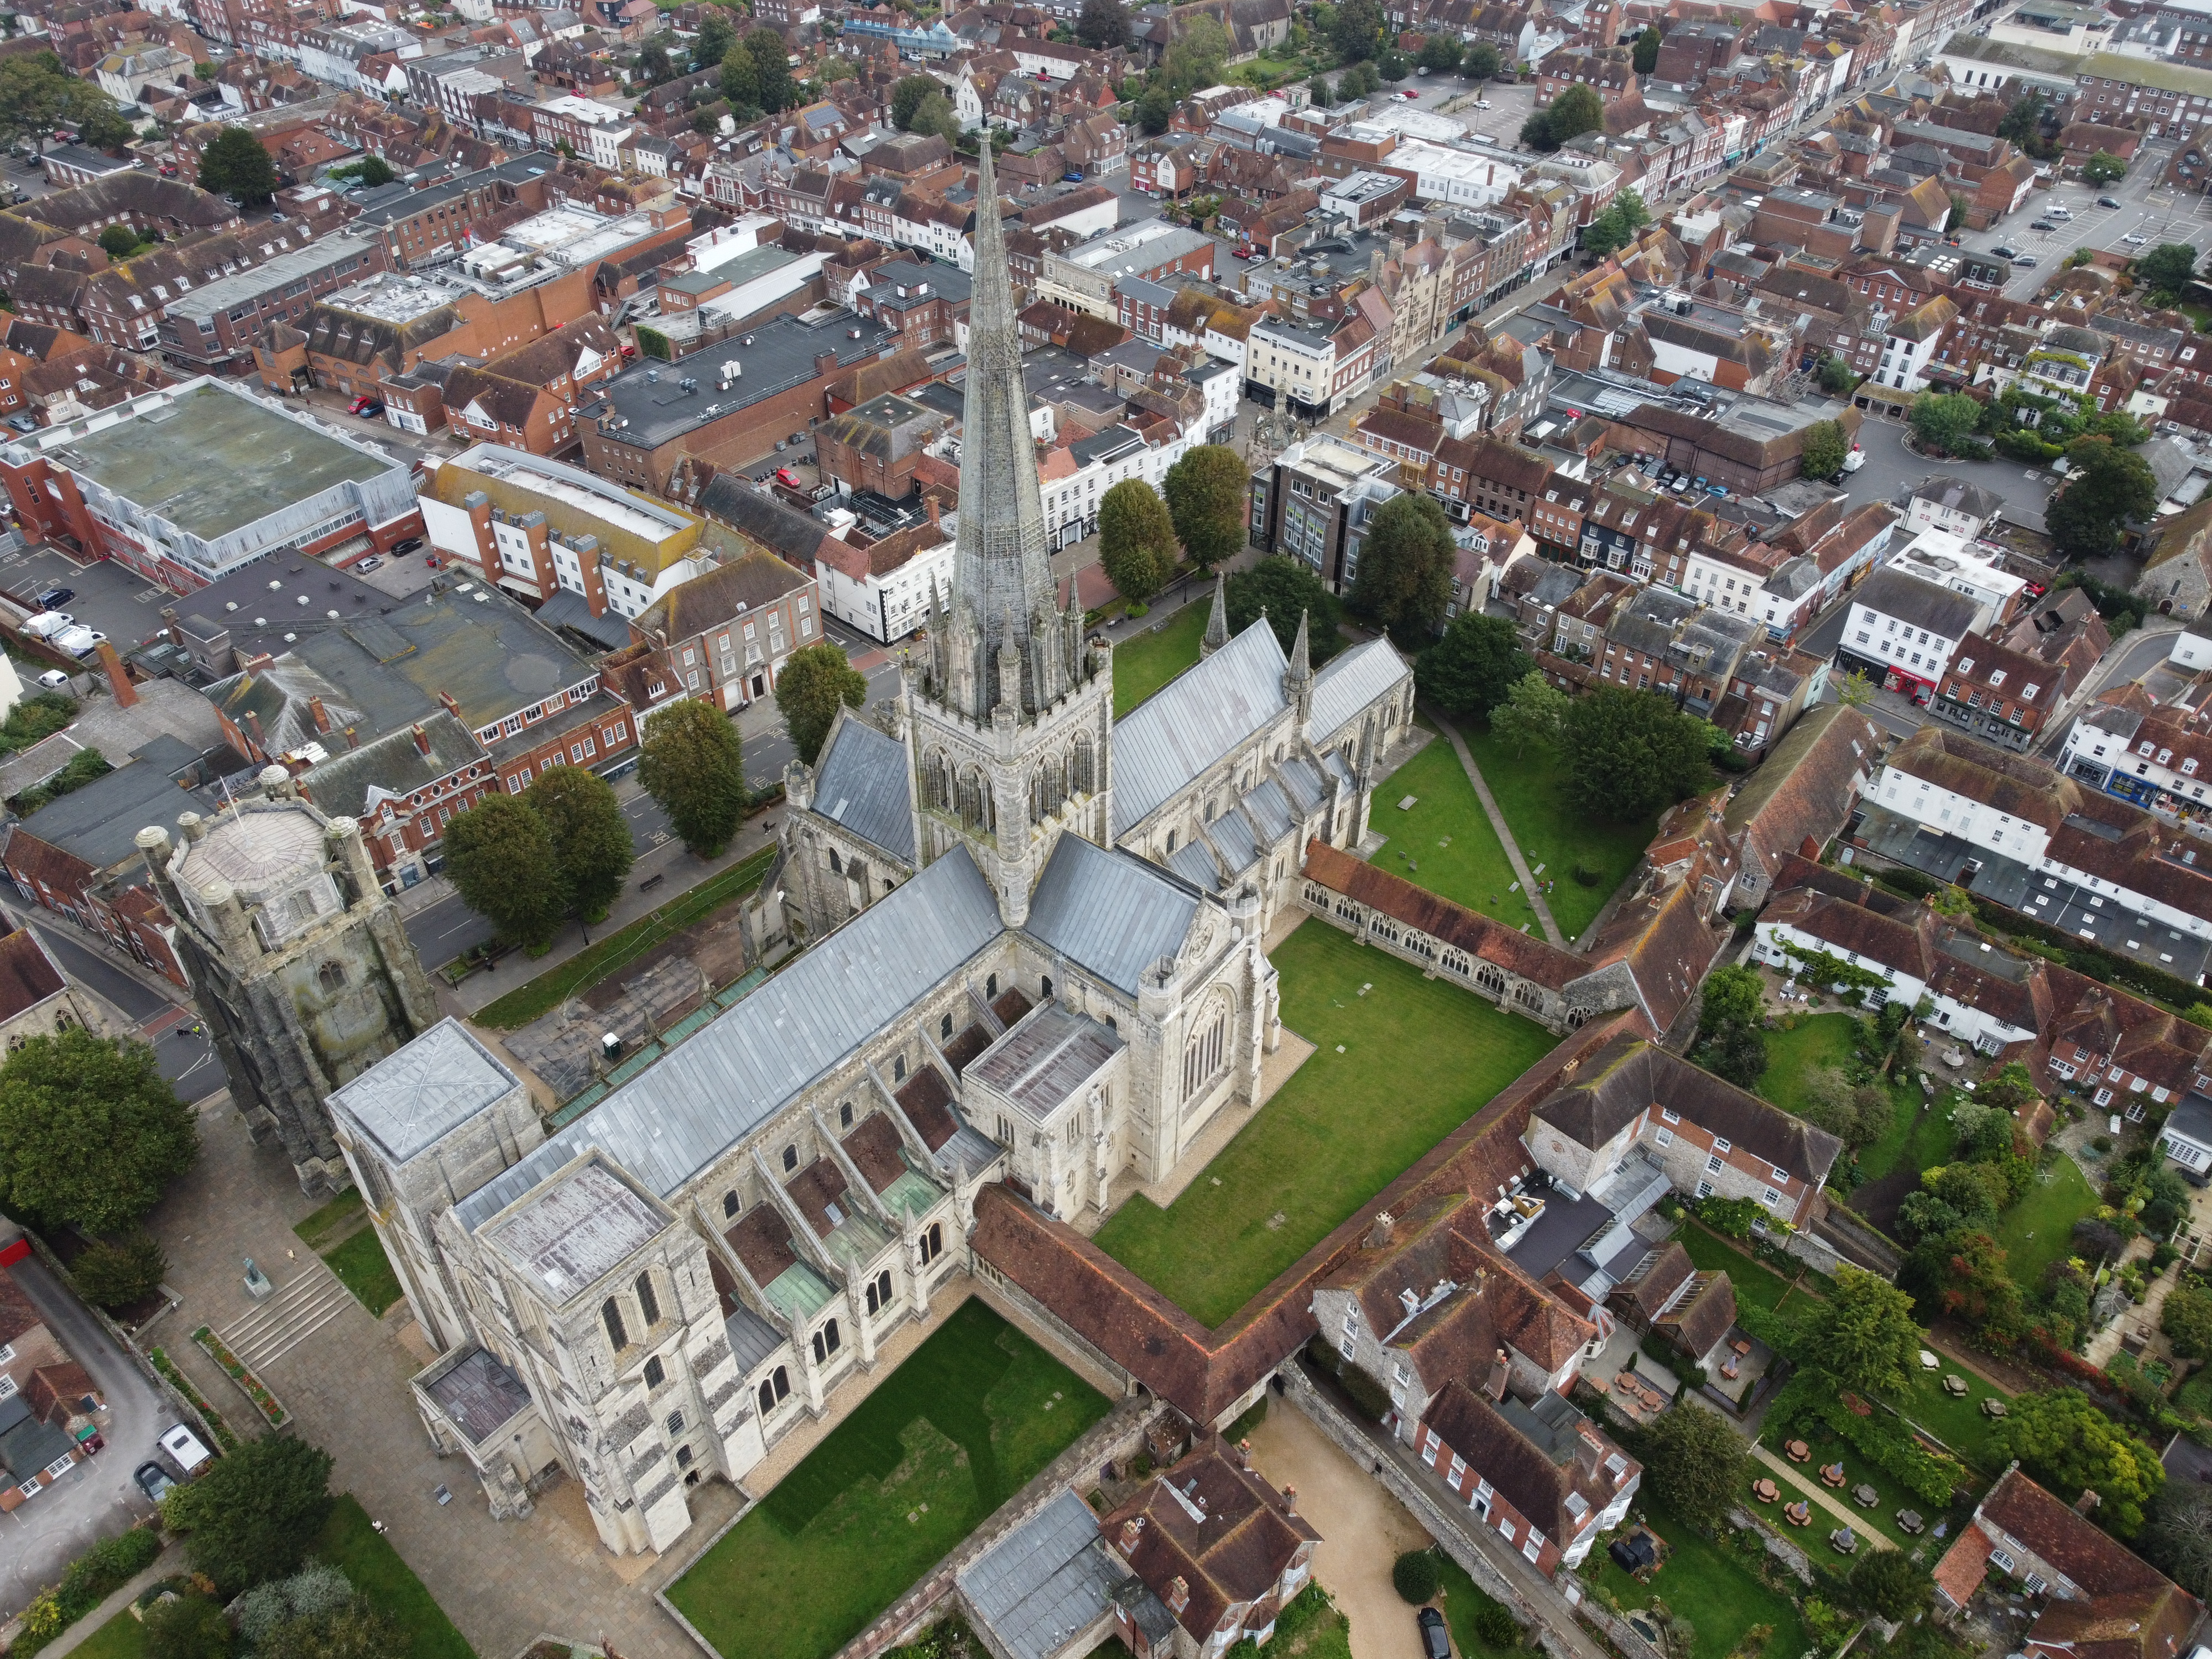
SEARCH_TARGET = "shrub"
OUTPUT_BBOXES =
[145,1596,232,1659]
[1392,1550,1440,1604]
[1472,1599,1519,1647]
[1341,1364,1394,1422]
[71,1230,166,1309]
[58,1527,163,1616]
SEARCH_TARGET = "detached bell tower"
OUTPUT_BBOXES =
[906,144,1114,926]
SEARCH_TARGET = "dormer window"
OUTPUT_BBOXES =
[1987,670,2005,687]
[1956,658,1974,675]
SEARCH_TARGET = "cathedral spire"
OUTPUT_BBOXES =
[1200,571,1228,658]
[946,140,1054,719]
[1285,609,1313,727]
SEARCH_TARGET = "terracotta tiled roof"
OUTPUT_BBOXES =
[1301,841,1583,990]
[1934,1523,1995,1609]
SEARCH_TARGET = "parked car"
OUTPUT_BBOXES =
[356,555,383,573]
[1841,445,1865,473]
[22,611,72,638]
[134,1462,175,1504]
[34,586,72,608]
[1990,244,2020,259]
[55,627,105,658]
[1473,97,1493,107]
[2099,195,2124,208]
[774,467,801,487]
[390,536,424,556]
[2014,253,2038,266]
[2031,218,2057,230]
[158,1424,212,1475]
[2048,205,2072,218]
[1418,1608,1451,1659]
[2124,232,2150,244]
[348,394,379,414]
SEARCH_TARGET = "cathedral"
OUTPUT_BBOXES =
[305,145,1418,1558]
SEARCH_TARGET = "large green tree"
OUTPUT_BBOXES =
[639,697,748,857]
[1162,14,1233,95]
[145,1597,233,1659]
[721,45,762,113]
[1415,33,1461,72]
[1908,390,1982,456]
[2142,1482,2212,1601]
[1521,84,1602,152]
[1161,444,1248,571]
[1329,0,1384,60]
[1691,961,1766,1087]
[0,1031,196,1234]
[2048,437,2161,560]
[1996,1388,2164,1536]
[0,54,126,155]
[693,9,737,73]
[197,126,278,204]
[2163,1281,2212,1360]
[2137,242,2199,299]
[70,1230,166,1310]
[443,794,566,952]
[1414,612,1531,716]
[1462,41,1501,77]
[1580,187,1651,260]
[2085,152,2127,185]
[1560,684,1712,821]
[163,1437,333,1596]
[1804,1267,1922,1397]
[1849,1553,1933,1623]
[1488,670,1568,757]
[1227,555,1343,662]
[744,28,795,113]
[1099,478,1178,604]
[1350,492,1455,640]
[256,1599,406,1659]
[1631,24,1661,71]
[1633,1400,1750,1533]
[523,766,633,924]
[776,642,869,769]
[1799,419,1851,482]
[1996,88,2046,144]
[890,72,939,129]
[1076,0,1128,49]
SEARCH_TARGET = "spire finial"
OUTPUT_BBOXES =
[1201,571,1229,658]
[1287,609,1312,684]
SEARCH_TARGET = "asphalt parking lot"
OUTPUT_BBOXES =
[0,542,173,653]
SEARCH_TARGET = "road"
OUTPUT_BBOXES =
[0,1253,167,1621]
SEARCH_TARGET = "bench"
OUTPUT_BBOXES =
[639,873,666,892]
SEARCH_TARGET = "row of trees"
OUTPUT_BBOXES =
[1411,34,1504,78]
[1095,445,1265,605]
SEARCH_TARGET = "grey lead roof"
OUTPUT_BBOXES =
[969,1001,1123,1123]
[1307,637,1410,745]
[1027,834,1199,996]
[1111,620,1287,836]
[483,1159,665,1305]
[454,846,1005,1224]
[725,1302,784,1375]
[813,715,916,863]
[958,1489,1123,1659]
[329,1019,521,1162]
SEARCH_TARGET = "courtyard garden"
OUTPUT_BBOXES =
[295,1192,403,1318]
[1092,921,1561,1326]
[1754,1016,1865,1124]
[1368,731,1524,921]
[1990,1152,2100,1293]
[1461,725,1651,940]
[1585,1491,1809,1659]
[665,1301,1109,1659]
[1676,1223,1820,1316]
[1111,602,1208,717]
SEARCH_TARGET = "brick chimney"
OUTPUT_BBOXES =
[926,493,940,532]
[243,708,267,757]
[1366,1211,1395,1250]
[437,689,461,719]
[2076,1489,2101,1516]
[1119,1517,1144,1553]
[1166,1578,1190,1617]
[343,726,358,750]
[1282,1486,1296,1515]
[1236,1438,1252,1469]
[93,639,136,709]
[411,722,431,757]
[309,695,330,734]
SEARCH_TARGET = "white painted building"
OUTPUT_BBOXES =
[814,527,954,643]
[1750,913,2036,1053]
[1835,564,1991,697]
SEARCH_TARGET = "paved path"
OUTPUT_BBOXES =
[1749,1444,1896,1551]
[1426,711,1564,947]
[38,1546,184,1659]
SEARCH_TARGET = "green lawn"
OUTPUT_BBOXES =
[323,1228,404,1318]
[1856,1091,1955,1190]
[66,1612,147,1659]
[1677,1225,1812,1314]
[316,1496,474,1659]
[1891,1364,2010,1475]
[1369,729,1526,922]
[293,1190,366,1251]
[1434,1554,1525,1659]
[1112,601,1208,717]
[1751,1430,1930,1554]
[1755,1016,1862,1122]
[1092,922,1560,1325]
[1589,1494,1808,1659]
[1991,1152,2100,1295]
[1461,725,1652,940]
[666,1301,1109,1659]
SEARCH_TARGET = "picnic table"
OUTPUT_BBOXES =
[1785,1440,1812,1463]
[1943,1374,1970,1397]
[1784,1501,1812,1526]
[1854,1484,1879,1508]
[1752,1478,1780,1504]
[1981,1397,2008,1418]
[1898,1511,1925,1535]
[1830,1527,1858,1555]
[1820,1463,1847,1488]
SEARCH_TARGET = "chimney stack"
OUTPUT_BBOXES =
[243,708,267,757]
[1282,1486,1296,1514]
[1166,1578,1190,1617]
[2076,1489,2101,1516]
[1119,1517,1144,1553]
[1366,1210,1395,1250]
[93,639,137,709]
[309,695,331,734]
[411,723,431,757]
[1237,1438,1252,1469]
[343,725,359,750]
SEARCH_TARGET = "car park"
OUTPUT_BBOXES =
[34,587,71,608]
[134,1462,175,1504]
[158,1424,212,1475]
[1418,1608,1451,1659]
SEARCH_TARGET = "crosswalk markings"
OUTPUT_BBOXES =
[216,1261,357,1373]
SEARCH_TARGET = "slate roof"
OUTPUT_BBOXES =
[12,735,208,872]
[1420,1380,1635,1550]
[959,1489,1124,1659]
[1112,620,1286,837]
[812,713,915,863]
[1853,566,1984,638]
[1307,636,1410,745]
[1301,840,1583,990]
[1027,835,1199,997]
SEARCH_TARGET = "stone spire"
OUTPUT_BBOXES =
[1284,609,1313,726]
[946,140,1054,719]
[1200,571,1229,658]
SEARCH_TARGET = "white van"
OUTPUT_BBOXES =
[21,611,71,638]
[158,1423,213,1477]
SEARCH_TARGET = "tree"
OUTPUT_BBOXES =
[1308,72,1334,103]
[1415,33,1462,72]
[1136,84,1175,133]
[1329,0,1383,61]
[1849,1552,1933,1623]
[1227,556,1343,662]
[96,224,143,259]
[1800,419,1851,482]
[1947,194,1970,232]
[1462,40,1500,77]
[1350,492,1455,640]
[694,8,737,72]
[1392,1550,1440,1604]
[891,72,940,129]
[1835,669,1876,707]
[1908,390,1983,456]
[776,643,869,769]
[195,61,217,80]
[1631,24,1662,72]
[1098,479,1178,606]
[162,1435,334,1595]
[75,97,133,152]
[1560,685,1713,821]
[197,126,278,205]
[257,1599,408,1659]
[2048,436,2161,560]
[442,795,565,952]
[721,45,762,112]
[1415,613,1531,717]
[1338,60,1380,98]
[1522,83,1602,153]
[1163,14,1232,95]
[1804,1267,1922,1397]
[523,767,633,925]
[907,89,959,145]
[1489,671,1568,757]
[1997,1387,2163,1536]
[1584,189,1652,259]
[1161,445,1248,571]
[1817,354,1858,395]
[2163,1281,2212,1360]
[354,154,396,187]
[745,29,795,113]
[2085,151,2127,185]
[70,1230,166,1310]
[633,40,674,84]
[0,54,102,154]
[1634,1400,1751,1533]
[1996,88,2046,145]
[0,1031,196,1235]
[2142,1482,2212,1601]
[2137,242,2199,299]
[1076,0,1128,48]
[145,1597,233,1659]
[1691,961,1766,1088]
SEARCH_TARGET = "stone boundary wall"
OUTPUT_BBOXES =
[1809,1202,1902,1275]
[1775,1226,1846,1279]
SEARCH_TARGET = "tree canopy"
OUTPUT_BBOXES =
[1799,419,1851,482]
[0,54,128,156]
[2137,242,2199,299]
[1226,555,1343,662]
[1488,670,1568,758]
[1997,1388,2163,1536]
[1631,24,1661,71]
[1462,41,1500,77]
[1560,685,1713,821]
[1161,445,1248,570]
[1803,1267,1922,1397]
[639,697,748,857]
[1633,1400,1751,1533]
[162,1436,334,1595]
[1521,84,1602,152]
[197,126,278,205]
[1099,479,1178,606]
[1350,492,1455,641]
[1075,0,1128,48]
[0,1030,197,1234]
[443,794,566,951]
[2142,1482,2212,1601]
[1582,189,1652,262]
[1849,1553,1934,1623]
[776,642,870,768]
[693,9,737,72]
[890,73,940,129]
[1691,961,1766,1088]
[2048,437,2161,560]
[1908,391,1983,456]
[1328,0,1384,60]
[522,766,634,924]
[1162,14,1233,95]
[2084,152,2127,184]
[1415,33,1461,71]
[1414,612,1532,717]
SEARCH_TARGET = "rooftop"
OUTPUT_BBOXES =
[484,1156,665,1305]
[330,1018,523,1163]
[586,309,899,452]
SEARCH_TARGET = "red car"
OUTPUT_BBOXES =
[774,467,801,487]
[349,395,382,415]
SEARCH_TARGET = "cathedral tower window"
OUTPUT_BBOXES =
[317,961,346,992]
[893,1055,907,1081]
[924,750,950,808]
[920,1222,944,1264]
[723,1191,740,1218]
[783,1145,799,1172]
[828,847,842,874]
[839,1101,853,1128]
[987,973,999,998]
[1073,733,1095,794]
[1041,974,1053,999]
[811,1319,841,1361]
[1182,996,1229,1103]
[864,1269,893,1313]
[602,1298,627,1351]
[635,1271,659,1327]
[644,1355,665,1389]
[940,1013,954,1039]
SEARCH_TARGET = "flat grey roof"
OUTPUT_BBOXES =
[167,232,381,325]
[59,383,395,543]
[484,1157,664,1305]
[959,1490,1120,1659]
[330,1018,522,1162]
[587,309,899,452]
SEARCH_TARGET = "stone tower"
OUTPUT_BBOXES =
[907,142,1114,926]
[137,768,440,1194]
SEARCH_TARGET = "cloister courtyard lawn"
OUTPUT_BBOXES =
[1092,921,1561,1326]
[665,1301,1108,1659]
[1369,729,1528,926]
[1461,725,1652,941]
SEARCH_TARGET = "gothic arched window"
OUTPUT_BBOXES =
[317,961,346,992]
[923,749,951,810]
[602,1298,627,1351]
[1072,732,1096,795]
[635,1271,659,1327]
[1181,993,1230,1104]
